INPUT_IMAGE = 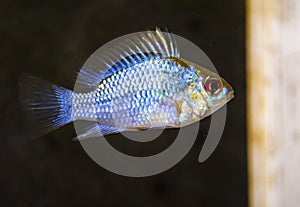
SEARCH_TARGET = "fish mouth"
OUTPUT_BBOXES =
[207,89,234,116]
[226,90,234,101]
[220,77,234,102]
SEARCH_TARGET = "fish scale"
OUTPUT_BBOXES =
[71,58,187,128]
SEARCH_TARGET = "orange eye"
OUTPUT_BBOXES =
[204,77,223,95]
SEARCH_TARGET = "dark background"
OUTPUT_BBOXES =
[0,0,246,206]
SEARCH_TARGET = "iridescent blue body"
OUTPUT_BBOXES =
[72,58,197,128]
[20,28,234,140]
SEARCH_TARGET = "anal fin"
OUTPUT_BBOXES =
[73,122,121,141]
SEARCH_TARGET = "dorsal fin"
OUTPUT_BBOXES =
[75,28,180,92]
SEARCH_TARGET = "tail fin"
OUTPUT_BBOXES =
[19,74,73,136]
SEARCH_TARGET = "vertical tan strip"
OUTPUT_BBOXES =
[247,0,300,206]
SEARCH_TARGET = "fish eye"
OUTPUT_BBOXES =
[204,77,223,95]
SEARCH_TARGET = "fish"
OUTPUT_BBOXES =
[19,28,234,140]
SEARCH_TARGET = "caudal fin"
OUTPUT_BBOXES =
[19,74,73,136]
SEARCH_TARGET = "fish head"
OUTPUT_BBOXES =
[182,60,234,119]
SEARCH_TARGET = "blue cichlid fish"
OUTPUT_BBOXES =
[20,28,234,140]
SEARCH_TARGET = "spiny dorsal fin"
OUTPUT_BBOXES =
[75,28,180,92]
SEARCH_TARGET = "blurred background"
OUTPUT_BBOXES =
[0,0,246,206]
